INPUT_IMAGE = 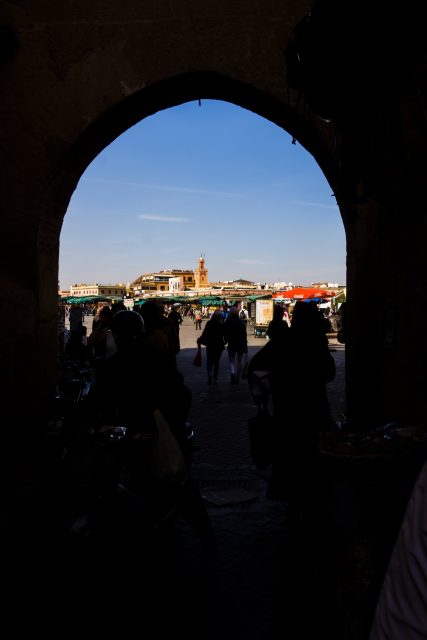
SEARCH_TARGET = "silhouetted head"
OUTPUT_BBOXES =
[137,300,164,333]
[291,300,323,334]
[111,310,145,349]
[98,305,111,320]
[212,309,224,323]
[111,302,127,317]
[273,305,285,321]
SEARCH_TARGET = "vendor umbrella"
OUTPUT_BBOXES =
[273,287,335,300]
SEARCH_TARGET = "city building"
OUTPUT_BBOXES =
[130,269,195,295]
[194,255,209,289]
[69,283,127,297]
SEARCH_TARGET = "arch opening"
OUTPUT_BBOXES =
[58,94,347,441]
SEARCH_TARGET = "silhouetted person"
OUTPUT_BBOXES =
[239,307,249,331]
[94,310,216,553]
[88,305,112,361]
[337,301,347,343]
[168,306,183,351]
[249,301,335,507]
[197,309,226,385]
[266,304,290,341]
[168,306,183,334]
[65,304,84,359]
[224,306,248,384]
[137,300,179,357]
[194,309,203,330]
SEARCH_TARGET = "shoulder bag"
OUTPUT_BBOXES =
[150,409,188,486]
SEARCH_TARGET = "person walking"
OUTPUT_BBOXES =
[194,309,203,331]
[168,305,183,351]
[239,306,249,332]
[168,305,183,336]
[224,306,248,384]
[197,309,226,386]
[259,300,336,506]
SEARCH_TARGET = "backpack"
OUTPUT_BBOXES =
[239,310,246,320]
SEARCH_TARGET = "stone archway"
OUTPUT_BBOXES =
[2,0,426,488]
[37,70,348,415]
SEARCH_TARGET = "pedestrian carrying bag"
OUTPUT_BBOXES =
[193,346,202,367]
[150,409,188,486]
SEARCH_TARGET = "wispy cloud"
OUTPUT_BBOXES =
[138,214,191,223]
[234,258,265,265]
[290,199,338,210]
[84,177,243,198]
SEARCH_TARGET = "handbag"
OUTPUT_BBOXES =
[248,408,275,470]
[193,346,202,367]
[150,409,188,485]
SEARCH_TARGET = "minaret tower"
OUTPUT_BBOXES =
[194,254,209,289]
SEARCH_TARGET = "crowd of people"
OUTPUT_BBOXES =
[196,306,248,386]
[58,297,427,638]
[59,298,340,555]
[61,299,216,553]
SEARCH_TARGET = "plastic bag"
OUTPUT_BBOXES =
[193,346,202,367]
[150,409,188,485]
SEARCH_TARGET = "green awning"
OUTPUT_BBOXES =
[246,294,272,302]
[198,297,226,306]
[60,294,124,304]
[134,297,174,306]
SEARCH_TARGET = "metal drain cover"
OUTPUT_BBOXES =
[200,487,260,506]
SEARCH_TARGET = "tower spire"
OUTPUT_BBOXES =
[195,254,208,289]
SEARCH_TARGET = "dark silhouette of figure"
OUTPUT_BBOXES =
[337,301,347,343]
[94,310,216,553]
[197,309,226,385]
[168,306,183,351]
[88,305,112,360]
[110,301,127,316]
[65,304,85,359]
[137,300,179,357]
[277,301,335,502]
[239,307,248,331]
[248,300,336,506]
[168,306,183,334]
[224,306,248,384]
[266,304,290,341]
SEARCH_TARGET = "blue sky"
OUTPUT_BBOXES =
[59,99,346,289]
